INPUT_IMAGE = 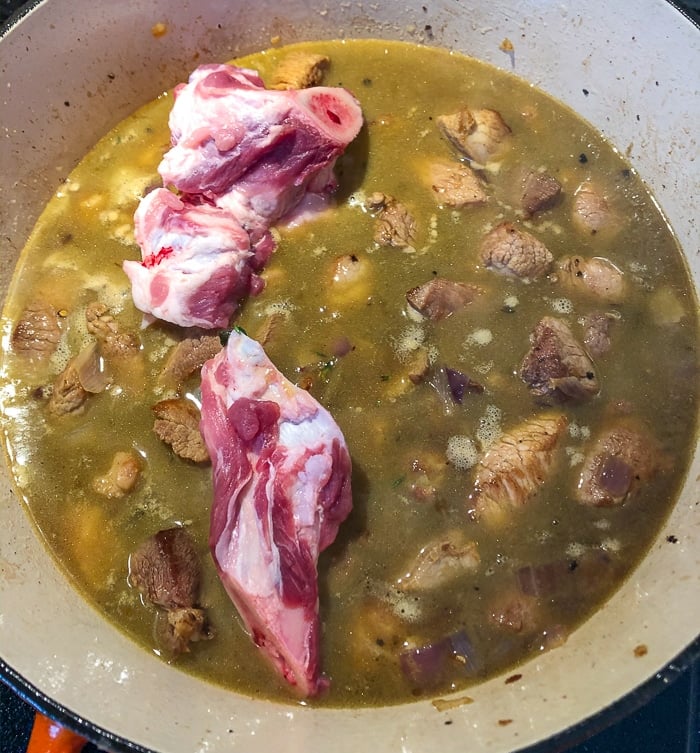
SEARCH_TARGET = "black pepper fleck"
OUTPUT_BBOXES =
[582,88,589,96]
[666,534,678,543]
[579,153,588,164]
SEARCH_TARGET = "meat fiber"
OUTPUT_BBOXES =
[575,422,666,506]
[520,316,600,404]
[480,222,553,281]
[124,188,254,329]
[468,412,569,525]
[199,330,352,696]
[159,64,363,234]
[125,63,363,329]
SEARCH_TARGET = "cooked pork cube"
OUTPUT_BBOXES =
[437,107,511,164]
[480,222,553,281]
[520,316,599,404]
[469,413,568,524]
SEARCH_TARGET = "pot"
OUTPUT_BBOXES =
[0,1,698,751]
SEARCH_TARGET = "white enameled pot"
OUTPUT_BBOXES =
[0,2,698,752]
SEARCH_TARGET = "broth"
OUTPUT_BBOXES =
[0,39,697,706]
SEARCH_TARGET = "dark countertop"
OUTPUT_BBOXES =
[1,1,699,752]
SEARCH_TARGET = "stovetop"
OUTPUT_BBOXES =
[1,0,699,751]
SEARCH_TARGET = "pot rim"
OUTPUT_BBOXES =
[3,636,700,753]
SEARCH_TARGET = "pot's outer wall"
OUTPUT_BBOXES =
[0,2,698,753]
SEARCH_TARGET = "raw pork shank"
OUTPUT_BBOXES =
[200,331,353,696]
[125,63,363,329]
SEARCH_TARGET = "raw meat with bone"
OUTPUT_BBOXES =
[200,330,353,696]
[125,63,363,329]
[124,188,253,329]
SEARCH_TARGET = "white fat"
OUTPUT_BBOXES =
[446,435,478,470]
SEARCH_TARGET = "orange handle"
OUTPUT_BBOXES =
[26,712,88,753]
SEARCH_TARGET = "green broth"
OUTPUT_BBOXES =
[1,39,697,706]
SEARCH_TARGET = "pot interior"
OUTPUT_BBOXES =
[0,2,698,752]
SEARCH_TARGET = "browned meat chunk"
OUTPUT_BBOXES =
[553,255,627,303]
[581,311,619,358]
[48,343,109,415]
[159,607,212,654]
[85,300,118,338]
[397,531,479,591]
[92,451,142,498]
[11,300,61,358]
[437,107,511,163]
[48,362,89,416]
[368,193,417,249]
[480,222,553,280]
[406,278,481,321]
[576,423,666,506]
[404,451,447,503]
[130,527,213,655]
[520,170,562,215]
[406,345,431,385]
[152,398,210,463]
[520,317,599,404]
[86,301,141,357]
[468,412,568,525]
[270,51,330,90]
[160,334,222,387]
[129,527,201,609]
[572,183,613,233]
[428,160,487,207]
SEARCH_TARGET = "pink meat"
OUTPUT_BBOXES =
[124,63,363,329]
[159,63,363,230]
[123,188,253,329]
[199,331,353,696]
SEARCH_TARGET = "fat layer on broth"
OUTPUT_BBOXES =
[0,39,698,706]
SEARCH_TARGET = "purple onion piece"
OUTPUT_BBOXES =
[399,629,479,688]
[428,366,484,413]
[445,367,468,403]
[516,560,570,597]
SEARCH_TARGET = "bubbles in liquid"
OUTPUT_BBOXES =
[477,404,503,448]
[550,297,574,314]
[446,435,478,470]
